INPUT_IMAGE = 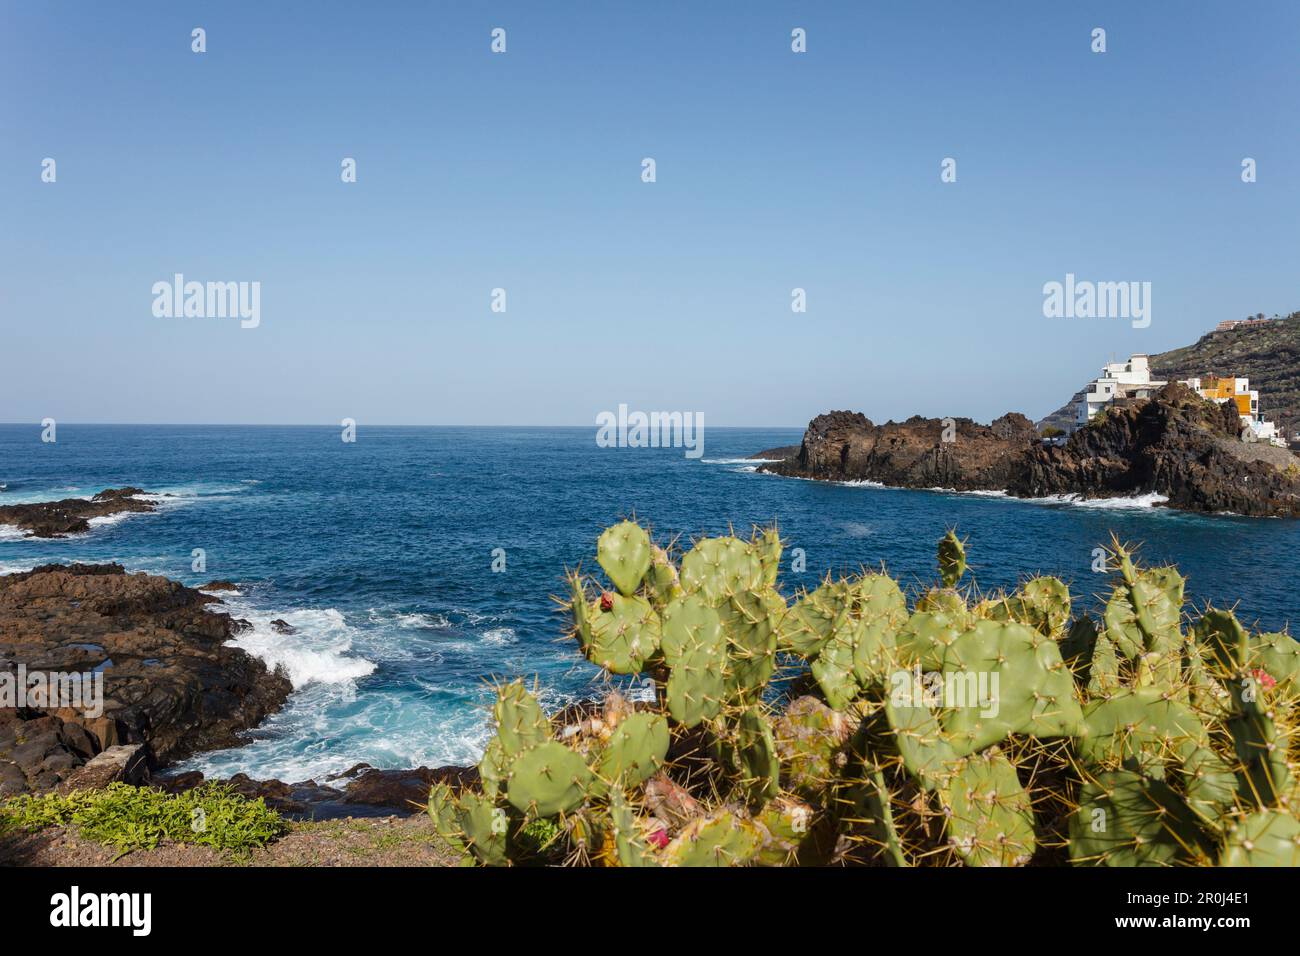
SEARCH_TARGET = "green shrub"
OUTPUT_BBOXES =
[0,782,286,858]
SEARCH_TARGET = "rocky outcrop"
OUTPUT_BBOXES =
[749,445,800,461]
[761,410,1038,492]
[761,385,1300,517]
[0,488,156,538]
[57,745,150,793]
[1012,384,1300,516]
[0,563,292,795]
[157,764,481,820]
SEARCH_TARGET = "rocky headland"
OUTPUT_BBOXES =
[760,383,1300,517]
[0,488,156,538]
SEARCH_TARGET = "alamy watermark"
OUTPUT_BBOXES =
[152,274,261,328]
[1,664,104,718]
[1042,273,1151,329]
[50,886,151,936]
[596,404,704,459]
[889,662,999,718]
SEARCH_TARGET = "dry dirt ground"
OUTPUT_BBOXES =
[0,814,462,867]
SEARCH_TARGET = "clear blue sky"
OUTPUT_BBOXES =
[2,1,1297,426]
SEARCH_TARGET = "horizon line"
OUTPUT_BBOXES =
[0,421,811,430]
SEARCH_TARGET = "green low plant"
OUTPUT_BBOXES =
[0,782,286,858]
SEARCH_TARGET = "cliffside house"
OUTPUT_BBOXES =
[1179,374,1285,446]
[1075,355,1166,427]
[1075,354,1286,447]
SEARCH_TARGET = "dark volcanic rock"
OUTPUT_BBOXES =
[157,765,480,820]
[761,386,1300,517]
[57,744,150,792]
[750,445,800,461]
[270,619,296,635]
[1011,383,1300,516]
[0,488,156,538]
[761,409,1036,492]
[199,580,239,592]
[342,767,470,811]
[0,563,292,794]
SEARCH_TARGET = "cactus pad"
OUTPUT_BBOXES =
[774,695,853,798]
[593,711,670,788]
[1219,809,1300,866]
[680,536,763,604]
[493,680,551,757]
[588,592,660,674]
[939,619,1083,753]
[662,810,760,867]
[506,741,594,817]
[937,530,967,588]
[1069,770,1212,866]
[942,750,1035,867]
[597,519,653,596]
[666,640,725,727]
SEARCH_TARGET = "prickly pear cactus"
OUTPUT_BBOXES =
[429,522,1300,868]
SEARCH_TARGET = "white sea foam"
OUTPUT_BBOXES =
[217,602,377,688]
[0,525,30,541]
[480,627,517,646]
[87,512,140,528]
[366,608,452,630]
[818,475,1171,511]
[922,486,1170,510]
[1036,491,1170,510]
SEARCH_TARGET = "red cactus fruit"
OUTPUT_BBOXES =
[647,827,669,849]
[600,591,615,612]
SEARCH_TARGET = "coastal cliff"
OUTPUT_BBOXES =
[761,384,1300,517]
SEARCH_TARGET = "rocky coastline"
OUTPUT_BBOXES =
[759,384,1300,517]
[0,488,157,538]
[0,562,472,819]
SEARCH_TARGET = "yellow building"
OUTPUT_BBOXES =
[1180,374,1279,444]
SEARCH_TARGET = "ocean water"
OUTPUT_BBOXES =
[1,423,1297,782]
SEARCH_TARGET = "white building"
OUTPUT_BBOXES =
[1076,355,1286,447]
[1076,355,1167,427]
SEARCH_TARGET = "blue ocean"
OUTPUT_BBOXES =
[1,424,1297,782]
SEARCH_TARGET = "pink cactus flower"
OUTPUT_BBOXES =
[1252,669,1278,690]
[647,827,669,849]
